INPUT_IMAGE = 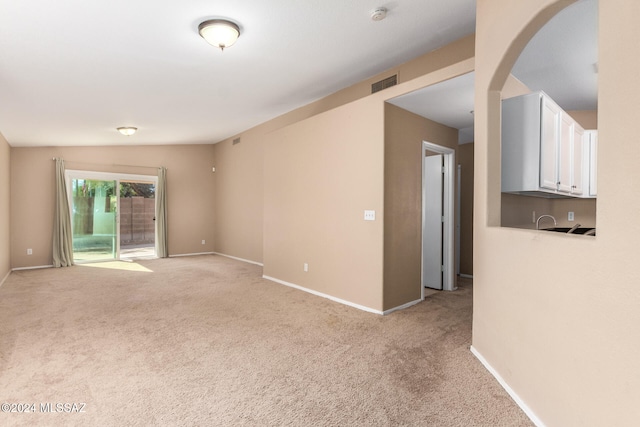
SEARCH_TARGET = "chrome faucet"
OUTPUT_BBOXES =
[567,223,582,233]
[536,214,557,230]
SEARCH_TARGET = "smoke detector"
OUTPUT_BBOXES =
[371,7,387,21]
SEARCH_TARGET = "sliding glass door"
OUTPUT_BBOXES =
[66,170,158,262]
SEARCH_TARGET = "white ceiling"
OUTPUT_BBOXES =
[388,0,597,134]
[388,71,476,130]
[512,0,598,111]
[0,0,476,147]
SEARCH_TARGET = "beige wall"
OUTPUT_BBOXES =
[501,193,552,229]
[383,103,459,309]
[258,53,473,312]
[501,192,596,231]
[567,109,598,129]
[10,145,215,268]
[260,77,471,312]
[475,1,640,426]
[212,38,474,312]
[458,142,474,276]
[0,133,10,282]
[263,99,385,310]
[551,197,596,228]
[212,35,476,266]
[212,133,264,264]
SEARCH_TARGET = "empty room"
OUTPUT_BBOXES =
[1,1,639,426]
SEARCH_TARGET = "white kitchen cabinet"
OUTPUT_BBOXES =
[502,91,591,198]
[540,96,562,191]
[558,110,575,193]
[571,123,585,195]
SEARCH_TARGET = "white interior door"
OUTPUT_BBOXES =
[422,154,444,290]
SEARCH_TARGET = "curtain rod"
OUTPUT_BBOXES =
[52,158,164,170]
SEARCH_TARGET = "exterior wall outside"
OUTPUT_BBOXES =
[0,133,10,282]
[474,0,640,425]
[383,103,459,310]
[10,144,215,268]
[119,197,155,245]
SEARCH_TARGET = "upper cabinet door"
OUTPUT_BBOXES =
[571,124,585,195]
[540,97,562,191]
[558,112,574,193]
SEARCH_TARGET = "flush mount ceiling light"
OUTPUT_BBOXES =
[198,19,240,51]
[117,127,137,136]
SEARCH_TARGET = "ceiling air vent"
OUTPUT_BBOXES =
[371,74,397,94]
[232,137,241,145]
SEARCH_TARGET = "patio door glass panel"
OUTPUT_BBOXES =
[119,181,156,259]
[70,178,118,262]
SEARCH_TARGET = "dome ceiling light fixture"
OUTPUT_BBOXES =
[117,127,137,136]
[198,19,241,51]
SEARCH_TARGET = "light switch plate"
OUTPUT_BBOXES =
[364,210,376,221]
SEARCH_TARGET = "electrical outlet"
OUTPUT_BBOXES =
[568,212,575,221]
[27,248,33,255]
[201,240,206,245]
[303,263,309,272]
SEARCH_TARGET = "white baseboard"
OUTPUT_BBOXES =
[382,299,422,315]
[12,264,54,271]
[0,270,11,287]
[212,252,264,267]
[169,252,215,258]
[470,346,545,427]
[263,275,383,315]
[459,273,473,279]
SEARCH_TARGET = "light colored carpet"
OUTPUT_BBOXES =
[0,255,532,426]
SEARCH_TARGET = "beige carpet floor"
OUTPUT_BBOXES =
[0,255,532,426]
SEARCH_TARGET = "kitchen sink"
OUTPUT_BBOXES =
[543,227,596,236]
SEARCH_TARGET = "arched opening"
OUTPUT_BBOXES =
[488,0,598,233]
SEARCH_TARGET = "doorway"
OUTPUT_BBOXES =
[66,170,158,262]
[422,141,456,297]
[119,180,156,259]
